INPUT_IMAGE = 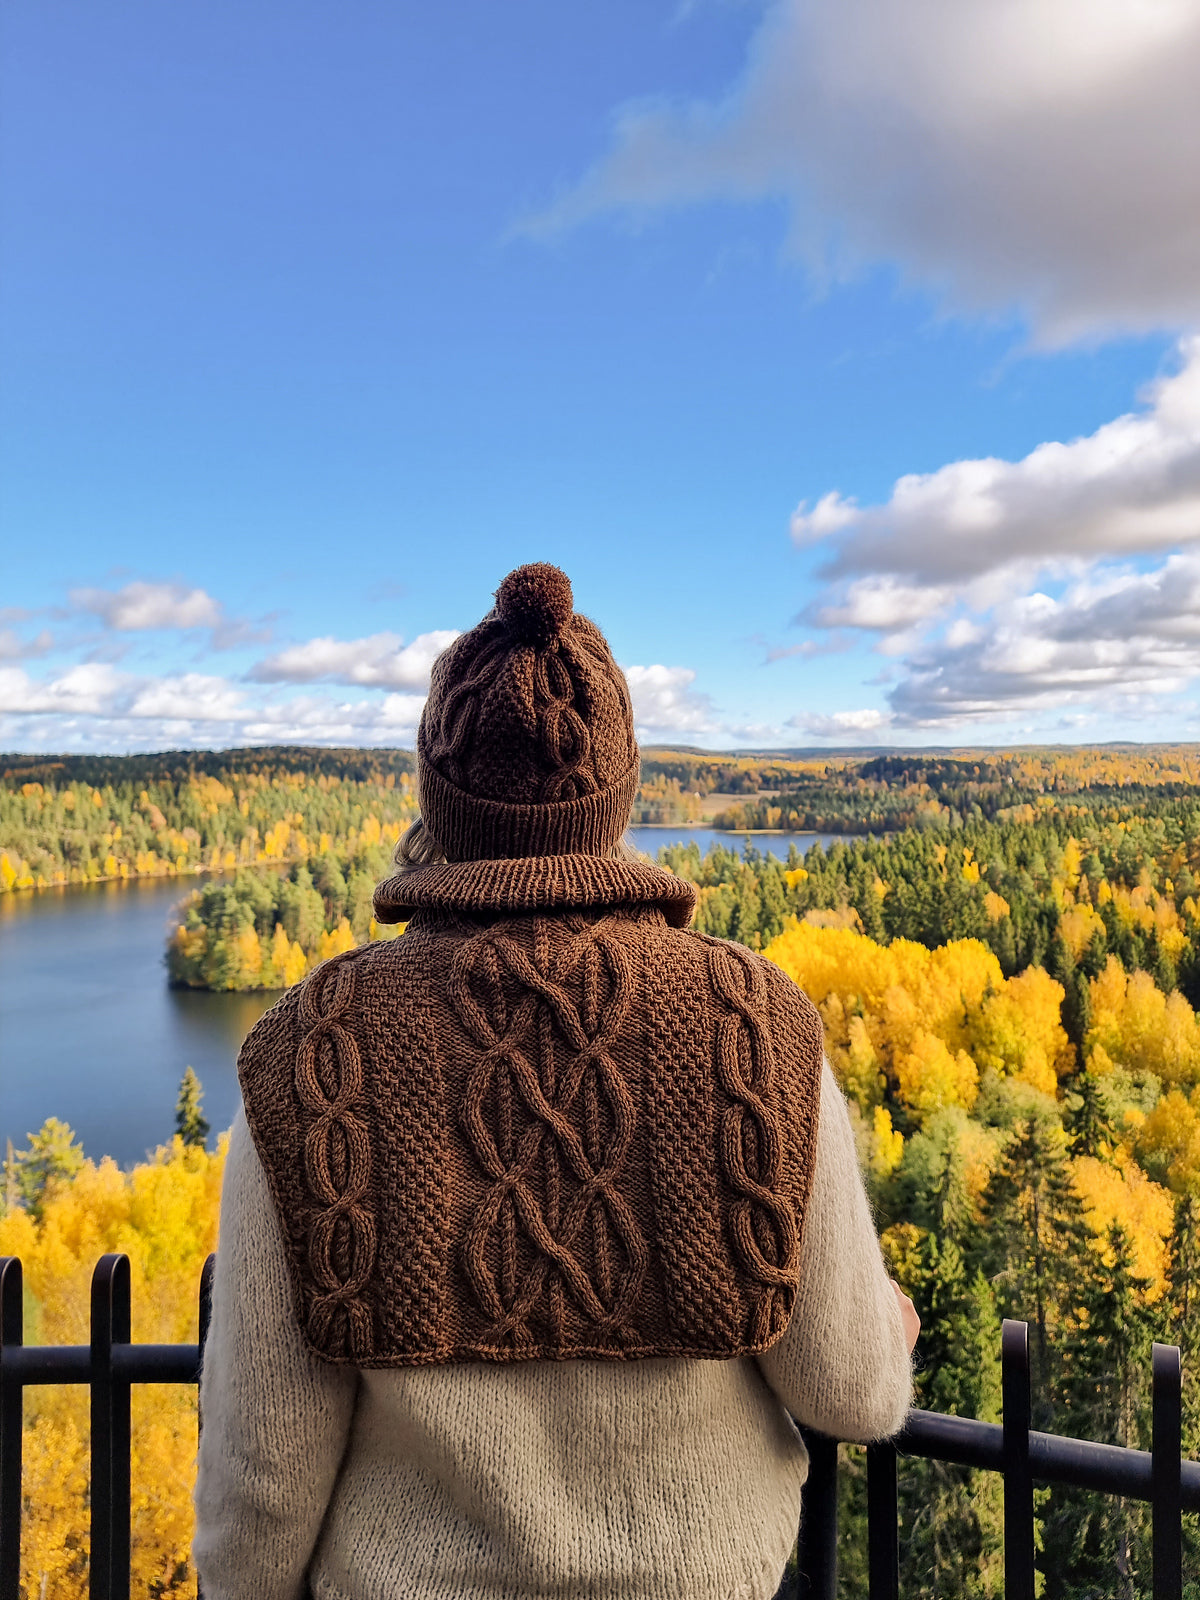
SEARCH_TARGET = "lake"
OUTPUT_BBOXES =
[0,826,847,1166]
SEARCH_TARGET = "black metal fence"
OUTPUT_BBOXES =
[793,1320,1199,1599]
[1,1252,1197,1600]
[0,1253,213,1600]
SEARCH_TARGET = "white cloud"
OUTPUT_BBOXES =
[0,664,249,724]
[0,664,431,753]
[789,707,891,738]
[71,581,225,632]
[0,664,132,717]
[622,663,717,736]
[533,0,1200,342]
[806,575,953,631]
[886,553,1200,724]
[126,674,252,722]
[250,630,459,691]
[791,493,860,540]
[237,692,429,745]
[782,337,1200,730]
[0,653,726,753]
[794,337,1200,586]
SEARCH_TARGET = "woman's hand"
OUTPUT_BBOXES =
[890,1279,921,1353]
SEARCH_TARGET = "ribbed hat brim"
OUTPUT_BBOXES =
[417,750,640,862]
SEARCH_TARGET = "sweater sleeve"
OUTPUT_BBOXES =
[193,1107,360,1600]
[756,1061,912,1442]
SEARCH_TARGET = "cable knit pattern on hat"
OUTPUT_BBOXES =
[415,565,640,860]
[194,1064,911,1600]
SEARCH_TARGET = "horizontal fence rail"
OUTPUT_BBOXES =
[0,1252,214,1600]
[0,1259,1196,1600]
[795,1319,1198,1600]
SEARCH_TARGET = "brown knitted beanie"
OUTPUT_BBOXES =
[416,564,640,860]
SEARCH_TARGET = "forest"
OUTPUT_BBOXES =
[5,744,1200,1594]
[0,747,419,894]
[710,746,1200,833]
[1,1108,222,1600]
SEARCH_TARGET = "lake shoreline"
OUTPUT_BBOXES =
[1,826,853,1164]
[633,823,865,835]
[0,860,284,900]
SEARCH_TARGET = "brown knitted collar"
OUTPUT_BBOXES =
[372,853,697,928]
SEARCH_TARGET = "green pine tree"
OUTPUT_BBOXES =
[1063,1071,1118,1160]
[976,1117,1090,1428]
[899,1232,1005,1598]
[1042,1226,1156,1600]
[1062,968,1092,1060]
[174,1066,211,1148]
[1164,1197,1200,1588]
[14,1118,85,1220]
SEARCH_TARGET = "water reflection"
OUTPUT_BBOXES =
[627,826,847,860]
[0,875,277,1167]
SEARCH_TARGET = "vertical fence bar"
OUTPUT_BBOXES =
[198,1254,215,1360]
[90,1254,131,1600]
[1002,1319,1035,1600]
[1151,1342,1182,1600]
[0,1259,23,1600]
[867,1441,900,1600]
[797,1429,838,1600]
[196,1253,216,1600]
[197,1252,215,1439]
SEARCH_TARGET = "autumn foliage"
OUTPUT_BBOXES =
[0,749,417,894]
[0,1137,225,1599]
[762,912,1200,1592]
[7,745,1200,1594]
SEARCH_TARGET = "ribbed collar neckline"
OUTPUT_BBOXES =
[372,853,697,929]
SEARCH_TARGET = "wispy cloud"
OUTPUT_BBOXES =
[71,581,225,632]
[789,707,892,739]
[527,0,1200,343]
[0,663,430,752]
[756,635,850,665]
[0,629,54,662]
[249,630,459,692]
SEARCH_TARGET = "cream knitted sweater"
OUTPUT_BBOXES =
[193,1062,911,1600]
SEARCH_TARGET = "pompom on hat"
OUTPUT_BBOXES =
[494,562,575,645]
[413,563,640,862]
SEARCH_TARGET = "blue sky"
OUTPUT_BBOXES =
[3,0,1200,752]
